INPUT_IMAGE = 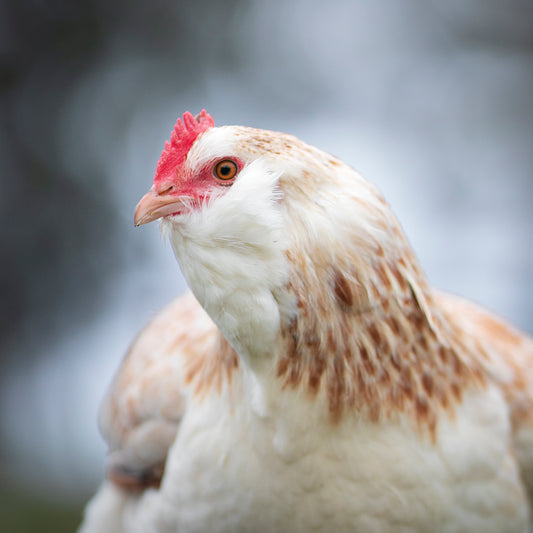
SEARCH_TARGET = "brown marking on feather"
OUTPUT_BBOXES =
[184,356,203,385]
[377,263,392,291]
[449,380,461,400]
[327,329,337,353]
[368,399,381,422]
[379,367,391,387]
[308,355,325,394]
[390,351,402,372]
[328,356,346,422]
[278,257,488,437]
[450,350,464,377]
[276,357,289,378]
[333,269,354,307]
[390,265,408,291]
[305,332,320,349]
[182,325,239,399]
[387,316,401,337]
[367,323,382,347]
[339,312,352,344]
[419,335,429,352]
[370,283,381,301]
[286,361,303,387]
[439,390,450,410]
[415,395,429,421]
[287,332,299,359]
[400,370,415,401]
[422,373,434,397]
[359,345,375,376]
[409,310,425,331]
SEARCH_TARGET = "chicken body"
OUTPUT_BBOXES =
[81,112,533,532]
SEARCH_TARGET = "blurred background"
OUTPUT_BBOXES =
[1,0,532,530]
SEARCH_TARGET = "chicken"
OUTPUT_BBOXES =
[80,110,533,532]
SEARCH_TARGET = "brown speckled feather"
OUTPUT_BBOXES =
[435,291,533,499]
[98,292,237,490]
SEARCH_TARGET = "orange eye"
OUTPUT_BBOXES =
[214,160,238,181]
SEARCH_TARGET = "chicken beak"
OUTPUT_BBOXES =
[134,188,191,226]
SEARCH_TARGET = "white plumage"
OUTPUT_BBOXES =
[80,111,533,532]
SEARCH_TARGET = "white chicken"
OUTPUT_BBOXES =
[80,110,533,532]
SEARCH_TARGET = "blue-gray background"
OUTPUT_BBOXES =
[1,1,532,530]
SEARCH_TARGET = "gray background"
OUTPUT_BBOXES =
[1,1,532,530]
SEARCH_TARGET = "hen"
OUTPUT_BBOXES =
[80,110,533,532]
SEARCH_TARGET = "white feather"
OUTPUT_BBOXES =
[162,156,295,361]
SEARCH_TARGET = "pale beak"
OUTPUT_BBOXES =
[134,188,192,226]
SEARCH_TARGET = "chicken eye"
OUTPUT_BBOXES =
[214,160,238,181]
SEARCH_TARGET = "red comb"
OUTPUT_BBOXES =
[154,109,215,185]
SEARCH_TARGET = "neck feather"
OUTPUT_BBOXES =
[276,189,486,436]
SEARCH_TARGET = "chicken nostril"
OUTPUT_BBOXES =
[157,184,175,195]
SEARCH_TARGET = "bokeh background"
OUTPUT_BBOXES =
[1,0,532,530]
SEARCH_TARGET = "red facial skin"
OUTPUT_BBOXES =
[135,109,246,226]
[134,157,244,226]
[162,157,243,203]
